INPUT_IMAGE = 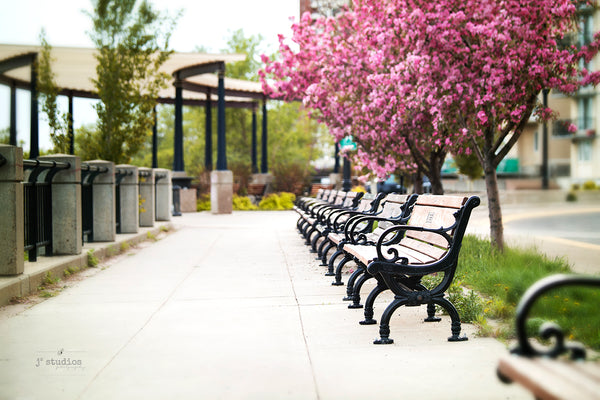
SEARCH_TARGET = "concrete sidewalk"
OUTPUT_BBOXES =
[0,210,531,400]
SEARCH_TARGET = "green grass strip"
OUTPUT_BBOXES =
[453,235,600,351]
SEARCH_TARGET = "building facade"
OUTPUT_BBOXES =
[521,5,599,189]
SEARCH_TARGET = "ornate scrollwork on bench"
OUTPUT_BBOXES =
[510,274,600,361]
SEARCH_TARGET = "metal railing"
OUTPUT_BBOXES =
[23,159,70,262]
[81,164,108,243]
[155,172,168,217]
[115,168,133,234]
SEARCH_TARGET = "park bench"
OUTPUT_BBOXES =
[497,274,600,400]
[247,183,268,198]
[315,193,387,266]
[295,189,338,234]
[328,193,418,287]
[303,191,365,251]
[341,194,480,344]
[297,190,364,245]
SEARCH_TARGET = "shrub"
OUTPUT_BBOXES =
[271,162,312,195]
[278,192,296,209]
[197,193,211,212]
[566,191,578,202]
[258,193,295,210]
[233,195,258,210]
[582,180,597,190]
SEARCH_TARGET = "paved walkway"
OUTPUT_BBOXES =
[0,210,534,400]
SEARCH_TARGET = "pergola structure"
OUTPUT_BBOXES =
[0,44,270,183]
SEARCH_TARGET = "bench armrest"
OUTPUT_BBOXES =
[510,274,600,360]
[373,223,453,263]
[343,214,405,244]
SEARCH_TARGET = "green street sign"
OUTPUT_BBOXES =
[340,135,357,151]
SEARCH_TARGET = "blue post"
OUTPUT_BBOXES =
[216,66,227,171]
[261,99,268,173]
[252,104,258,173]
[30,54,39,159]
[152,105,158,168]
[10,83,16,146]
[205,91,213,171]
[68,92,74,155]
[173,84,184,172]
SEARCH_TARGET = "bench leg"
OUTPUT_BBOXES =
[304,225,318,246]
[424,302,441,322]
[348,270,372,308]
[319,241,335,266]
[433,297,468,342]
[326,249,344,276]
[310,231,321,253]
[373,298,407,345]
[332,254,352,286]
[343,267,365,301]
[360,283,388,325]
[296,216,304,233]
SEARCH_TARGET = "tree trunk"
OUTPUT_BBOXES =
[483,160,504,251]
[429,151,445,195]
[413,172,423,194]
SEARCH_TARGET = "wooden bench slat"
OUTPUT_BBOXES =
[498,354,600,400]
[385,244,437,264]
[394,237,447,262]
[415,194,467,208]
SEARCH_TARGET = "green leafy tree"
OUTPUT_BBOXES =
[37,29,71,153]
[85,0,177,163]
[453,152,484,181]
[221,30,327,194]
[129,29,328,195]
[0,127,9,144]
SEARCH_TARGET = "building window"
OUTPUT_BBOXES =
[578,140,593,162]
[578,97,594,130]
[534,131,539,152]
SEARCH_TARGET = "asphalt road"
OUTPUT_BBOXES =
[504,211,600,246]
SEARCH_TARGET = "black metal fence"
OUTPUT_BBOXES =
[23,159,70,262]
[81,164,108,243]
[115,168,133,234]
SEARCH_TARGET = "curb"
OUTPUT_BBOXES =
[0,222,173,307]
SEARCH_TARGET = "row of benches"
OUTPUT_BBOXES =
[295,189,600,398]
[294,189,480,344]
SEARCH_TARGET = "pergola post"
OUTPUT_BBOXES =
[216,66,227,171]
[251,103,258,173]
[173,84,184,173]
[261,98,268,173]
[205,90,213,171]
[30,54,39,159]
[152,105,158,168]
[211,64,233,214]
[9,82,16,146]
[68,92,74,155]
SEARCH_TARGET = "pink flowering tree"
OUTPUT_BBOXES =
[261,4,452,193]
[262,0,600,250]
[386,0,600,249]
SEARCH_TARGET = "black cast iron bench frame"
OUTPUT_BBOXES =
[497,274,600,399]
[344,195,480,344]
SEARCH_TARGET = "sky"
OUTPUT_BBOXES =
[0,0,299,151]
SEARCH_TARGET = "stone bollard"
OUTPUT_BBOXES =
[87,160,116,241]
[116,165,139,234]
[211,170,233,214]
[39,154,82,256]
[138,167,155,227]
[0,145,24,275]
[154,168,171,221]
